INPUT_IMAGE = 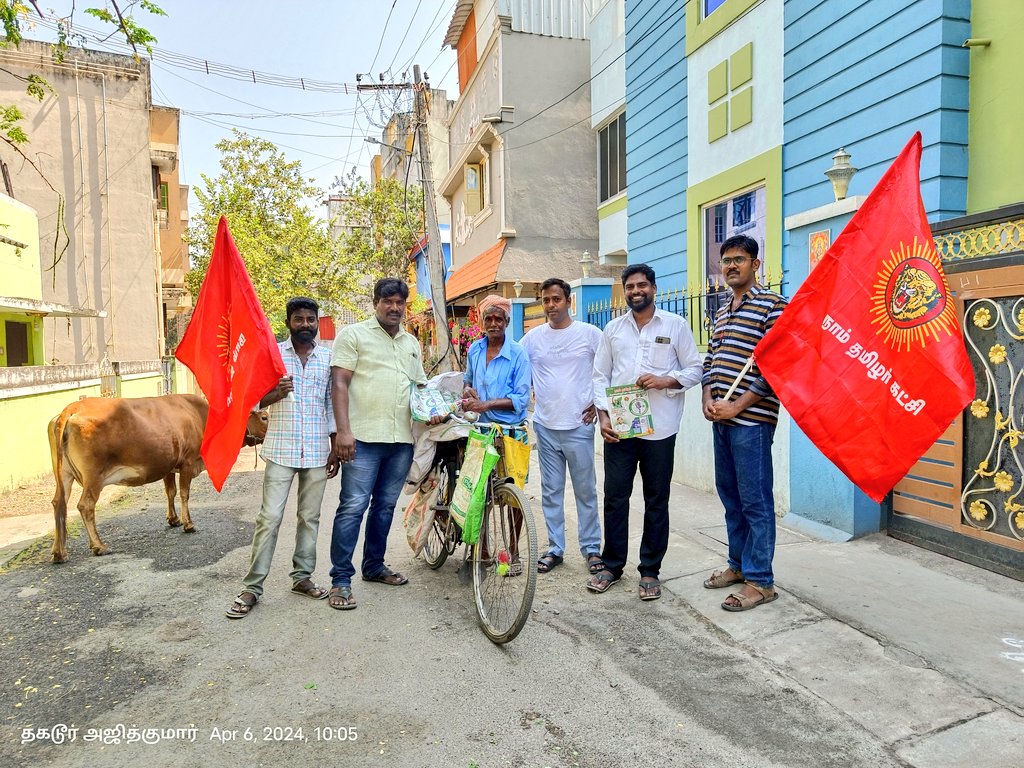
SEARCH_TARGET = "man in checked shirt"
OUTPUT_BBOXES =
[226,297,339,619]
[701,235,788,612]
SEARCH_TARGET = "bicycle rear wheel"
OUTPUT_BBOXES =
[422,459,455,569]
[472,482,537,644]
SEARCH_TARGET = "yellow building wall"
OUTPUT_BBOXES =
[966,0,1024,212]
[173,361,195,394]
[0,385,101,493]
[118,375,164,398]
[0,194,42,301]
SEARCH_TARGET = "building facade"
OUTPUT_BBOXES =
[617,0,1023,572]
[441,0,609,312]
[0,40,164,365]
[0,40,171,491]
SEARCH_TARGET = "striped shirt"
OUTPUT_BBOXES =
[702,284,788,427]
[260,339,337,468]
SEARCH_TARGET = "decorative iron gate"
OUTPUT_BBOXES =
[889,206,1024,580]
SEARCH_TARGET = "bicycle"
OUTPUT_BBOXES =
[419,425,538,644]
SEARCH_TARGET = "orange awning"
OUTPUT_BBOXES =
[445,238,505,300]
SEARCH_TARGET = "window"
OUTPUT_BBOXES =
[464,157,488,216]
[732,191,753,229]
[599,112,626,203]
[713,204,726,243]
[704,0,728,16]
[702,185,766,283]
[157,181,169,230]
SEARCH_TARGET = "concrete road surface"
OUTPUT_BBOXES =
[1,449,1020,767]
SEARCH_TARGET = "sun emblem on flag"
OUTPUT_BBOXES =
[217,313,232,368]
[870,237,958,351]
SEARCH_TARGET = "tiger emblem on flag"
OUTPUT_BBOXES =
[888,264,941,323]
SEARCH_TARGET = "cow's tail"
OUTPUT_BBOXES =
[48,410,75,562]
[48,412,68,504]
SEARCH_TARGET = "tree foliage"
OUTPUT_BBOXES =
[185,130,356,335]
[332,167,425,285]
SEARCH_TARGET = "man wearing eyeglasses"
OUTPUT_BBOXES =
[701,235,788,612]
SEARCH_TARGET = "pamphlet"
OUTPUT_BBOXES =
[605,384,655,439]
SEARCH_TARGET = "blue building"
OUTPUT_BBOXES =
[616,0,1022,572]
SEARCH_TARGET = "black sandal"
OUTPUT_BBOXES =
[537,553,563,573]
[586,554,605,574]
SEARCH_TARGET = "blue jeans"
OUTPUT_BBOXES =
[712,422,776,588]
[242,460,329,598]
[534,422,601,558]
[329,441,414,587]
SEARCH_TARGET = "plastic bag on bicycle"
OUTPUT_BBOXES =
[450,427,499,543]
[499,425,531,488]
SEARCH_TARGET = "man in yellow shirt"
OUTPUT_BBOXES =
[327,278,427,610]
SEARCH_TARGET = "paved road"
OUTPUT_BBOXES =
[0,459,908,768]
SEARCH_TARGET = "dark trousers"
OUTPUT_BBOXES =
[601,434,676,579]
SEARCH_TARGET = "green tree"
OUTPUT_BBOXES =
[186,130,355,335]
[333,167,425,284]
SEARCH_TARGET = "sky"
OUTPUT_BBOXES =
[30,0,460,200]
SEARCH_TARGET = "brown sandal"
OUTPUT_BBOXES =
[703,568,744,589]
[225,591,258,619]
[291,578,329,599]
[721,582,778,612]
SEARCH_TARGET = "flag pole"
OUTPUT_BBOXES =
[723,357,754,401]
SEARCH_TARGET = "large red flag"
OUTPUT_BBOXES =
[175,217,285,491]
[754,133,974,502]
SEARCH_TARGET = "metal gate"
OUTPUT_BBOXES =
[889,206,1024,580]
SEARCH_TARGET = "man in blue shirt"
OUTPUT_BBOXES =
[462,294,531,424]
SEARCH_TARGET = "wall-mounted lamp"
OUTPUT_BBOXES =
[962,38,992,47]
[579,250,594,279]
[513,279,524,298]
[824,148,858,202]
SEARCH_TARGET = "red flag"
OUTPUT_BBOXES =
[175,217,285,491]
[754,133,974,502]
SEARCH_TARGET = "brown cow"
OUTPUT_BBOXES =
[48,394,269,563]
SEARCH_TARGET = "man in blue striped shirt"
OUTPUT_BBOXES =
[701,235,788,612]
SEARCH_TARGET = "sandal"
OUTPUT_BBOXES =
[586,554,605,574]
[225,591,258,619]
[537,553,563,573]
[328,585,357,610]
[703,568,744,589]
[506,558,524,578]
[721,582,778,612]
[362,567,409,586]
[291,578,329,600]
[586,569,620,594]
[639,577,662,601]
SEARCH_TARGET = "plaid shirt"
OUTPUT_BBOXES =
[260,339,336,468]
[702,284,788,427]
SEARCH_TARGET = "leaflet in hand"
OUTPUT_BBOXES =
[605,384,654,439]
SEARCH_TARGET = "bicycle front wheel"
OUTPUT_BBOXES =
[422,459,455,569]
[472,482,537,644]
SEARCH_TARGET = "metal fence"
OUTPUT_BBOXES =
[586,280,786,347]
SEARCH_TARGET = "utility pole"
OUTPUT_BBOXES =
[413,64,456,373]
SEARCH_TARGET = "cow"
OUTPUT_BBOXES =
[48,394,269,563]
